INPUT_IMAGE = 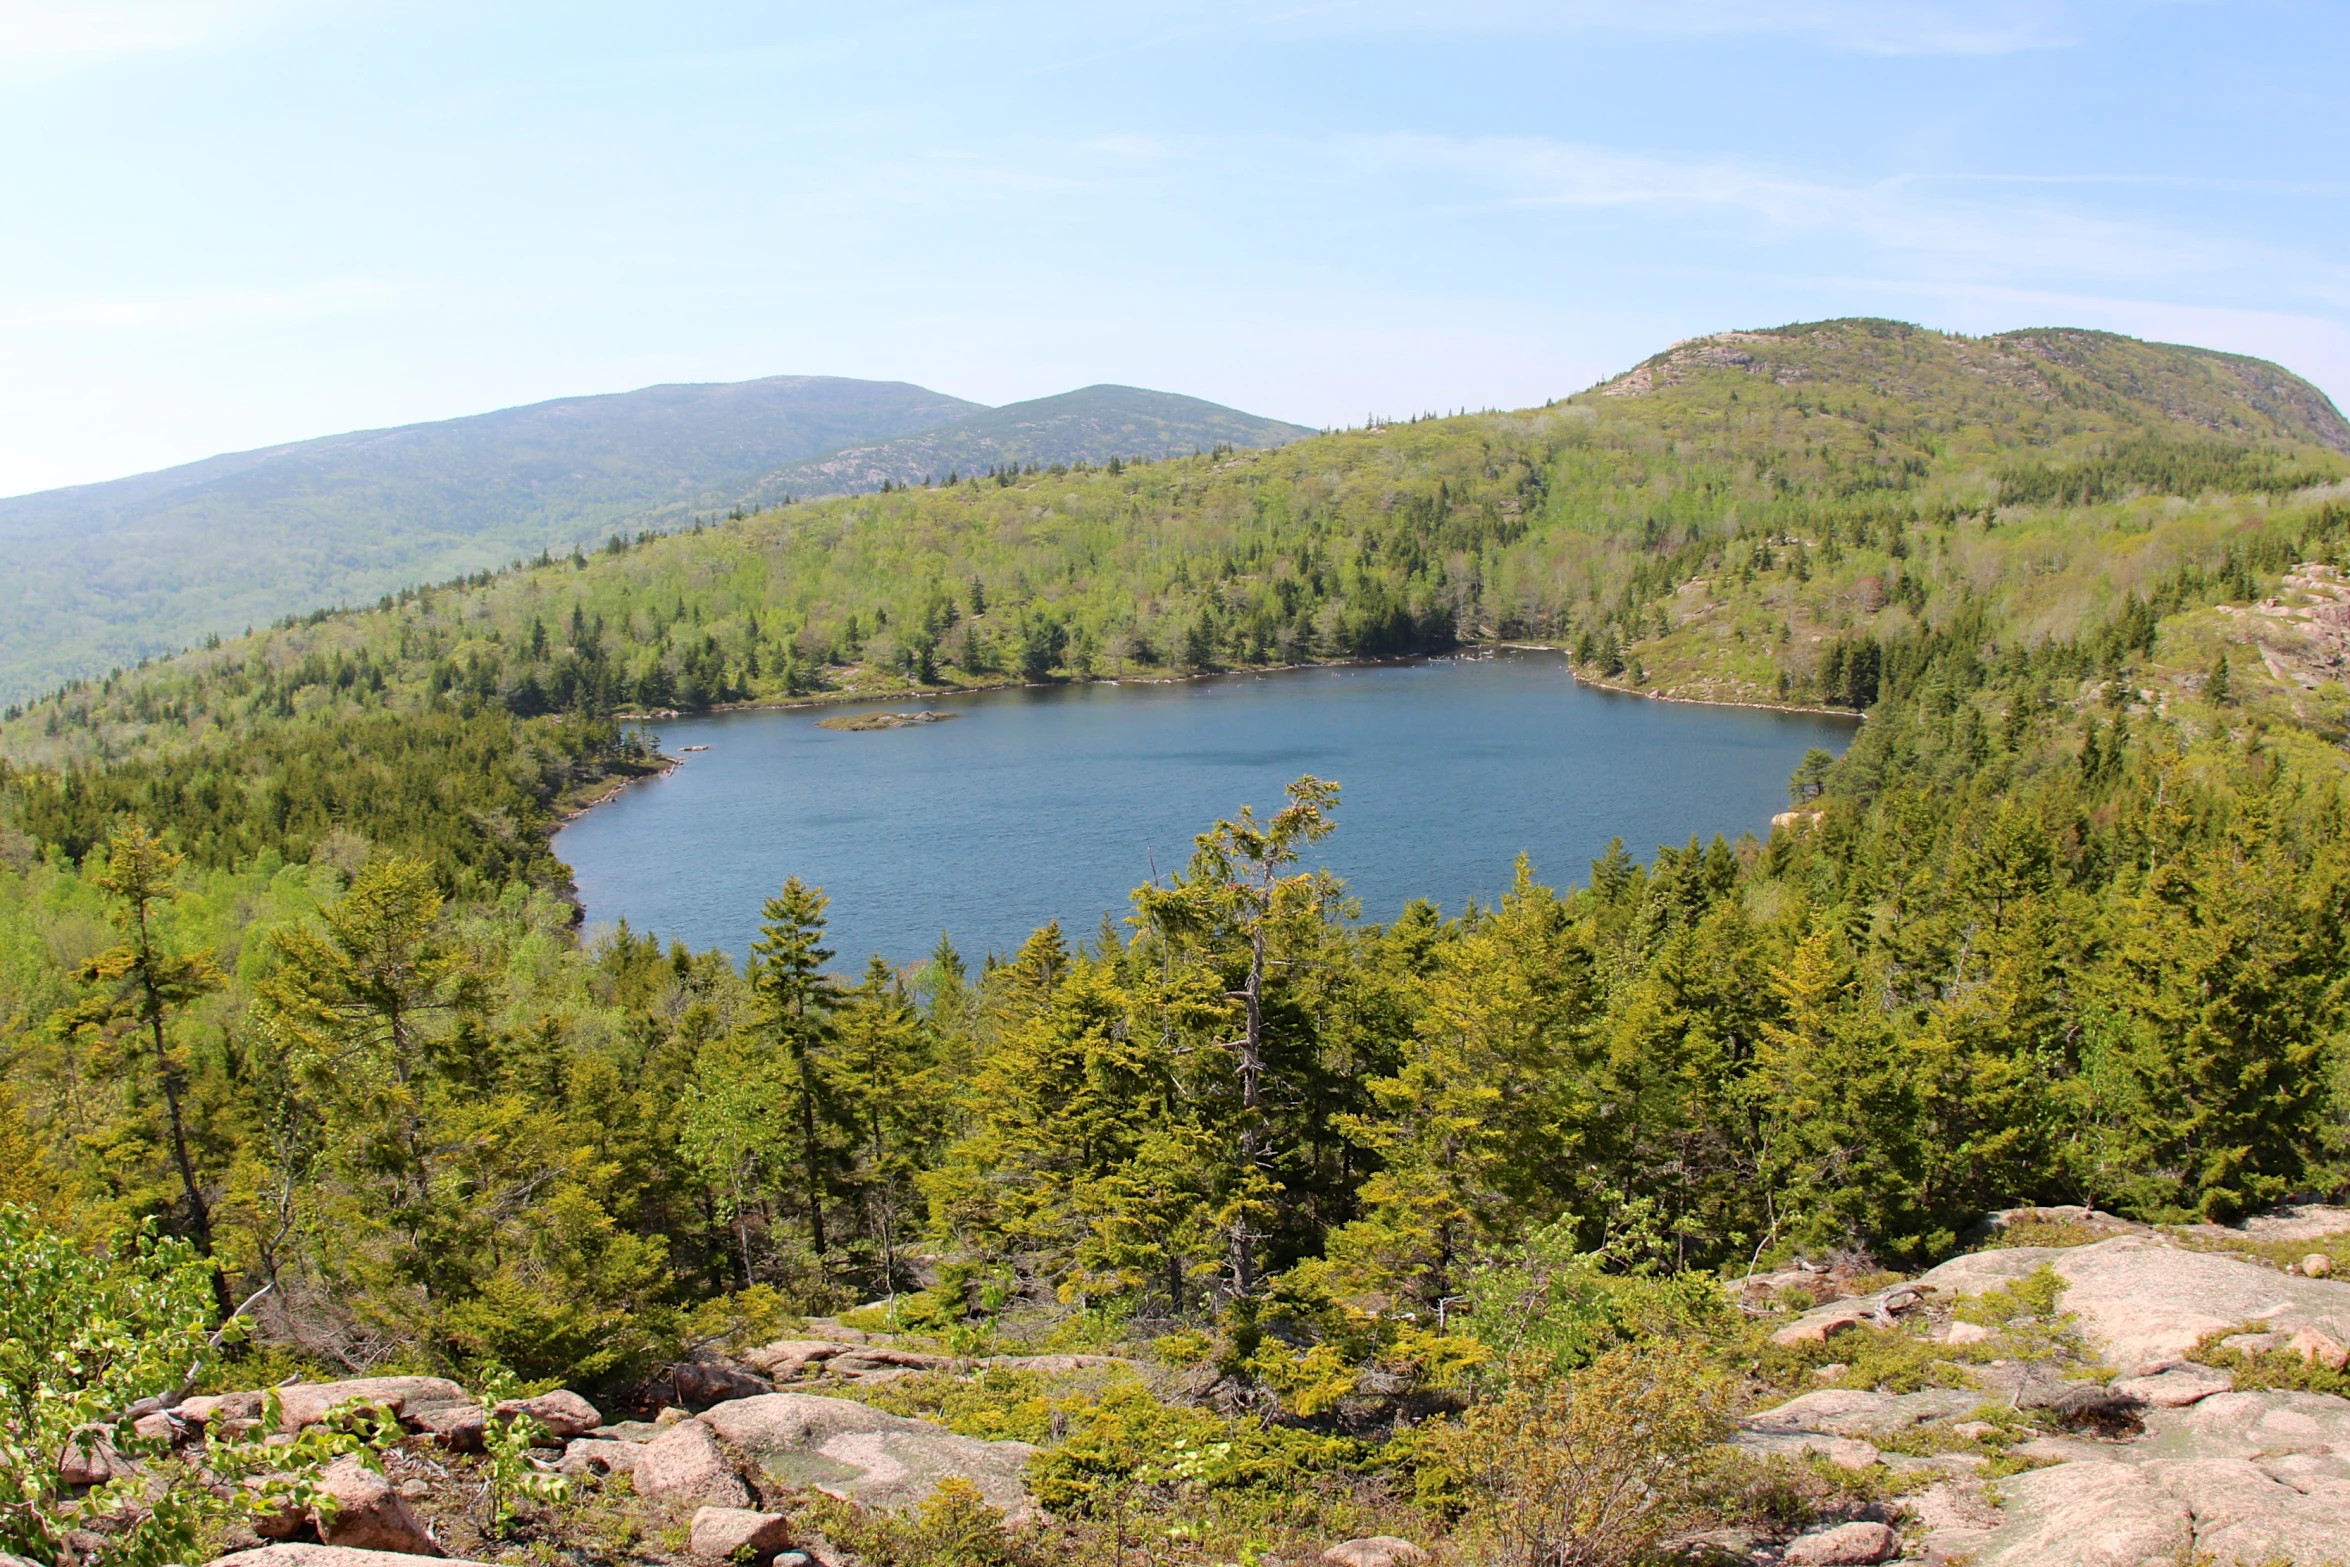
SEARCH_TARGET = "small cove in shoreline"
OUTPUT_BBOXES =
[555,648,1857,966]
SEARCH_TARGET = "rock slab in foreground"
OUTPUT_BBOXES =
[697,1392,1037,1522]
[1911,1391,2350,1567]
[213,1550,488,1567]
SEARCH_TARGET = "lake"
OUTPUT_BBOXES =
[554,650,1855,967]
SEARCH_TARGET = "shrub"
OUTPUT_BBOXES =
[0,1205,363,1567]
[1431,1340,1734,1567]
[1460,1221,1741,1380]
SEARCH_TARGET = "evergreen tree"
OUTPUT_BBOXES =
[63,822,228,1308]
[1136,777,1339,1298]
[750,877,840,1258]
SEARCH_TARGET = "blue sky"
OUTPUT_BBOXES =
[2,0,2344,496]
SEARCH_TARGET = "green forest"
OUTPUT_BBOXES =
[6,318,2350,1566]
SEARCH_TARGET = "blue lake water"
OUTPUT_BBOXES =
[554,650,1855,967]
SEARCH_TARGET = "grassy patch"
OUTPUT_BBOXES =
[2185,1324,2350,1398]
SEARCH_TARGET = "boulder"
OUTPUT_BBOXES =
[493,1390,601,1441]
[181,1392,266,1426]
[632,1419,751,1508]
[1770,1310,1867,1347]
[276,1379,469,1433]
[404,1404,485,1452]
[314,1455,442,1556]
[2286,1326,2349,1369]
[58,1428,132,1485]
[1782,1521,1897,1566]
[133,1410,185,1444]
[211,1550,498,1567]
[2304,1252,2335,1278]
[649,1358,774,1411]
[689,1507,794,1562]
[556,1439,642,1477]
[2160,1455,2350,1566]
[1321,1539,1427,1567]
[697,1392,1036,1522]
[242,1477,309,1540]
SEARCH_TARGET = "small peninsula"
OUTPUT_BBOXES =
[816,708,960,731]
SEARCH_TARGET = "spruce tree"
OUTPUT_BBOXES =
[65,822,228,1309]
[751,877,839,1258]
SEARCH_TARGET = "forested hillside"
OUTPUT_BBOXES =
[4,318,2350,1565]
[0,374,1308,707]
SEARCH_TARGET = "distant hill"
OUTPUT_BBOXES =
[17,315,2348,776]
[1596,320,2350,453]
[0,376,1307,706]
[743,385,1317,502]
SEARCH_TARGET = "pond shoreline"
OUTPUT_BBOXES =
[602,642,1858,748]
[570,643,1860,833]
[556,649,1861,964]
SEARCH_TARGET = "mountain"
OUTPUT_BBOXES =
[12,316,2345,765]
[742,385,1317,502]
[0,375,986,706]
[1598,320,2350,454]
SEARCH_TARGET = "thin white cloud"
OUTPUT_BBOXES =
[1331,132,2350,303]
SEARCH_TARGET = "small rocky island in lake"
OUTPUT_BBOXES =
[817,709,960,732]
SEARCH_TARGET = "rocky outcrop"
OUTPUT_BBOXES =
[1918,1440,2350,1567]
[696,1392,1036,1522]
[1743,1325,2350,1566]
[275,1379,471,1433]
[493,1390,601,1441]
[1771,1235,2350,1375]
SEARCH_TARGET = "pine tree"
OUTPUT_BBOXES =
[833,955,942,1295]
[63,822,228,1308]
[751,877,840,1259]
[1136,776,1339,1298]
